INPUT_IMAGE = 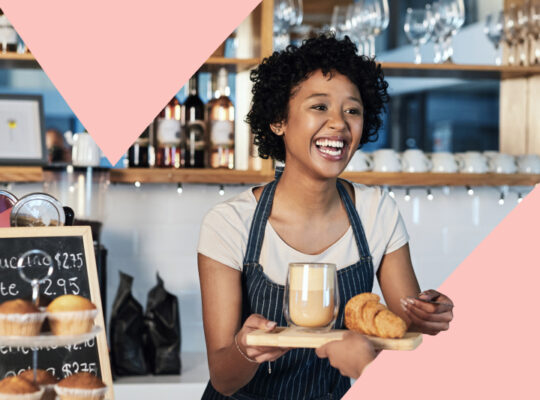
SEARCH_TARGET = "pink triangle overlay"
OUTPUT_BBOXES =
[1,0,261,164]
[345,186,540,399]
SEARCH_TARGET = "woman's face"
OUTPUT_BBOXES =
[278,69,364,179]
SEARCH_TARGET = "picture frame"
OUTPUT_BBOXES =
[0,94,47,165]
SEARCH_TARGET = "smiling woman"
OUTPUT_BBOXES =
[197,34,454,400]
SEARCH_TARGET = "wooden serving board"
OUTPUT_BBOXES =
[246,327,422,351]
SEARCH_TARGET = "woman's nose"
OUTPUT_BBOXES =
[328,111,346,130]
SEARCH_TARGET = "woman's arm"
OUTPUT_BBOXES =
[377,244,453,334]
[198,253,288,396]
[377,244,420,327]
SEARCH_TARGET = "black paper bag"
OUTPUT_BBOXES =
[110,271,148,376]
[145,273,181,375]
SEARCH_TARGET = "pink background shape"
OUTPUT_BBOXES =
[345,186,540,399]
[0,209,10,227]
[1,0,261,164]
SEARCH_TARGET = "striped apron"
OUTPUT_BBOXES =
[202,178,374,400]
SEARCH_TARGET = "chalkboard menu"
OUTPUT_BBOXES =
[0,227,113,398]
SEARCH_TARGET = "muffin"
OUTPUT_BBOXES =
[0,376,44,400]
[46,295,97,336]
[0,299,46,336]
[54,373,107,400]
[19,369,58,400]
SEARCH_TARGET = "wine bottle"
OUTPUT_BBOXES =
[183,73,206,168]
[208,68,234,169]
[128,127,150,168]
[156,97,183,168]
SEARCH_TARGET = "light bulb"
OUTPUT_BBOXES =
[426,188,433,201]
[517,193,522,203]
[404,188,411,202]
[177,183,183,194]
[388,187,395,198]
[69,185,75,193]
[134,181,141,188]
[219,185,225,196]
[498,193,504,205]
[466,186,474,196]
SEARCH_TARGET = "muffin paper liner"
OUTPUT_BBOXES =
[53,386,107,400]
[0,387,44,400]
[46,310,97,321]
[0,313,46,336]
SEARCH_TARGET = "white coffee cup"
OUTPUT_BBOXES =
[401,149,432,173]
[346,151,372,172]
[488,153,517,174]
[71,132,101,167]
[372,149,401,172]
[456,151,489,174]
[517,154,540,174]
[430,152,458,173]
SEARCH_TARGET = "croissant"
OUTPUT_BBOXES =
[345,293,407,339]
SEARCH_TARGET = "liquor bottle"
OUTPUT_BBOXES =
[208,68,234,169]
[155,97,183,168]
[0,10,18,53]
[183,73,206,168]
[128,127,150,168]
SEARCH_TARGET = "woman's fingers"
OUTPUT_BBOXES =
[405,307,450,335]
[243,314,277,331]
[401,300,453,322]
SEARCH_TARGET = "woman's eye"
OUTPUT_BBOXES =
[311,104,327,111]
[346,108,362,116]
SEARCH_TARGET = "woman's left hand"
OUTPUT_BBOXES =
[400,289,454,335]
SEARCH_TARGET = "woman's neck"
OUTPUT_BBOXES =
[274,166,341,218]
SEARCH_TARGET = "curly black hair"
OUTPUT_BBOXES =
[246,34,389,162]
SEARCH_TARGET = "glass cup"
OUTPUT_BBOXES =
[283,263,339,331]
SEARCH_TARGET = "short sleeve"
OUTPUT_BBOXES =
[197,205,247,271]
[380,192,409,254]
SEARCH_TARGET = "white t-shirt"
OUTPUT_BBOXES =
[198,182,409,285]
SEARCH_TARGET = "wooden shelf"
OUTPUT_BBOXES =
[109,168,273,184]
[0,52,39,68]
[380,62,540,80]
[1,167,538,187]
[0,166,44,182]
[108,168,540,186]
[203,57,261,72]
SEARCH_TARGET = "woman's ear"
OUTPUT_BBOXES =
[270,122,285,136]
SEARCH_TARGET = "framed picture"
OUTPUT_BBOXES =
[0,94,46,165]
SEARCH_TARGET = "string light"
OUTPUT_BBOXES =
[134,181,141,188]
[466,185,474,196]
[388,187,395,198]
[219,185,225,196]
[498,192,504,205]
[404,188,411,202]
[426,188,433,201]
[177,183,183,194]
[517,193,523,204]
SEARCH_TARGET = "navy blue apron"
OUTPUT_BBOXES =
[202,177,374,400]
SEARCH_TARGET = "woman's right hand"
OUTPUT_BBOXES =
[235,314,290,363]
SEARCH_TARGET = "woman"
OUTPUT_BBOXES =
[198,35,453,399]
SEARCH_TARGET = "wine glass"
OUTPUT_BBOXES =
[484,11,504,65]
[330,5,352,40]
[503,4,519,65]
[531,0,540,65]
[404,6,435,64]
[438,0,465,63]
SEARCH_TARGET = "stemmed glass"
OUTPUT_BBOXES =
[436,0,465,63]
[531,0,540,65]
[330,5,352,40]
[274,0,303,51]
[503,4,519,65]
[484,11,504,65]
[404,6,435,64]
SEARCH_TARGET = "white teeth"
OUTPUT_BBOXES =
[315,139,344,148]
[319,147,341,156]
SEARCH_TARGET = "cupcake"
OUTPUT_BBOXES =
[46,295,97,336]
[0,299,46,336]
[0,376,44,400]
[54,373,107,400]
[19,369,58,400]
